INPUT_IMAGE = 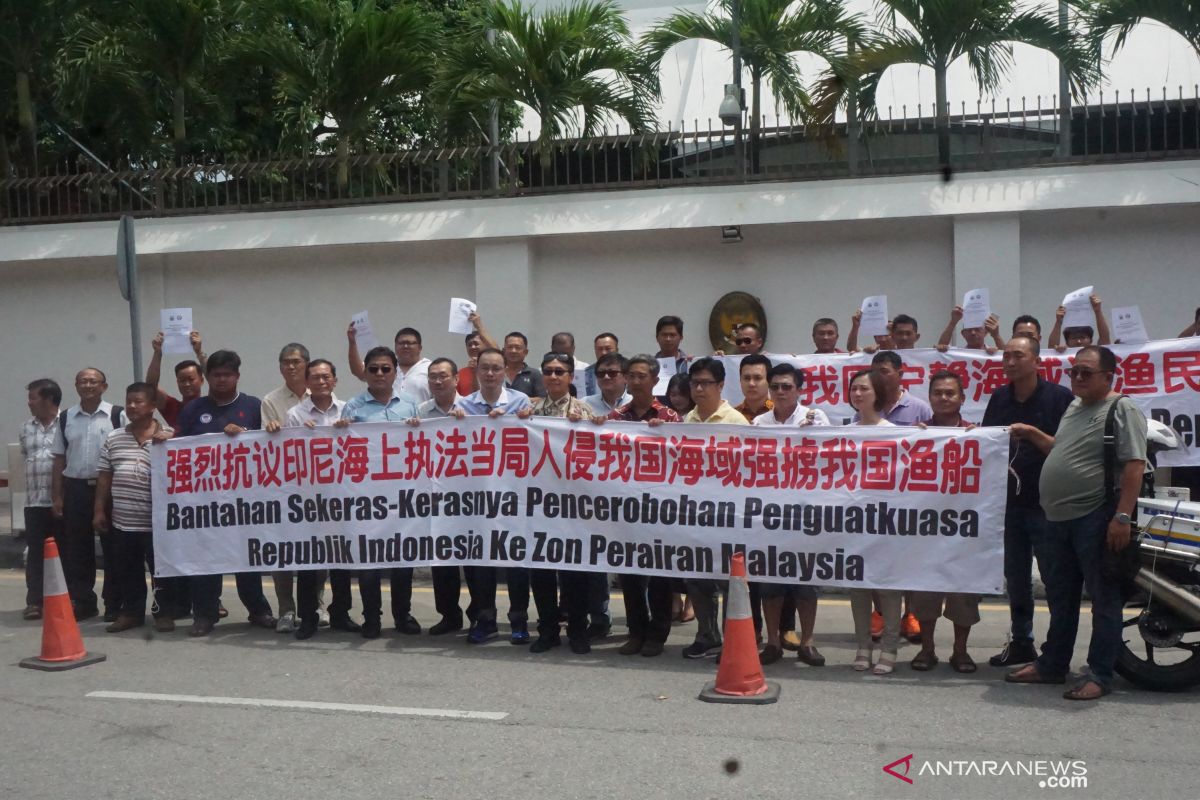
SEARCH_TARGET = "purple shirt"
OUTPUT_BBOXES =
[852,390,932,426]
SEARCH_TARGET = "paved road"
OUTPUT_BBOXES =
[0,570,1196,800]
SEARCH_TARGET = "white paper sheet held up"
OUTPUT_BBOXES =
[1111,305,1149,344]
[351,311,380,352]
[653,357,677,396]
[160,308,193,354]
[961,288,990,330]
[859,295,889,338]
[1062,286,1095,329]
[448,298,477,335]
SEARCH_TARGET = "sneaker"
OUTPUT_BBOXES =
[276,611,297,634]
[317,607,330,628]
[682,641,722,659]
[781,630,802,651]
[467,621,499,644]
[530,635,562,653]
[989,638,1038,667]
[902,613,922,643]
[870,611,883,642]
[569,638,591,655]
[510,621,530,645]
[22,605,42,621]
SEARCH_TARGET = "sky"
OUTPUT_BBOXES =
[516,0,1200,135]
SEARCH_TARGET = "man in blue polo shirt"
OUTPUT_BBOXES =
[176,350,276,637]
[982,333,1074,667]
[335,346,420,639]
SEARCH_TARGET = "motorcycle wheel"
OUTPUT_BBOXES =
[1116,596,1200,692]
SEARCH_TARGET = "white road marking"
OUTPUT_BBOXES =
[87,690,507,721]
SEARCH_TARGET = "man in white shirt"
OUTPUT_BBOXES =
[752,363,829,667]
[347,324,431,403]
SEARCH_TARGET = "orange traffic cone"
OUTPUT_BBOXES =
[19,537,106,671]
[698,552,779,704]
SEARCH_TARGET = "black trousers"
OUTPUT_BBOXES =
[358,567,413,623]
[23,506,57,608]
[297,570,352,626]
[431,566,463,623]
[619,573,673,644]
[507,566,530,624]
[62,478,120,614]
[531,569,591,641]
[111,528,179,617]
[464,566,497,625]
[192,572,271,622]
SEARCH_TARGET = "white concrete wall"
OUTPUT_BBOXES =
[3,162,1198,449]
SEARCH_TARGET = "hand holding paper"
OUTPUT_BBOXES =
[961,288,990,329]
[351,311,380,352]
[449,298,478,335]
[160,308,193,355]
[1061,285,1095,329]
[858,295,889,338]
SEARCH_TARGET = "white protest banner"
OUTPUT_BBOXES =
[160,308,193,354]
[1112,305,1149,344]
[448,298,477,335]
[350,311,379,352]
[152,418,1009,594]
[1062,285,1095,329]
[961,288,990,330]
[710,339,1200,465]
[859,295,889,337]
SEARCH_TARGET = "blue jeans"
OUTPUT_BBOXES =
[1003,505,1050,643]
[1034,506,1124,687]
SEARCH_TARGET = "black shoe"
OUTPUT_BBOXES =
[569,638,591,655]
[295,619,318,640]
[396,614,421,635]
[760,644,783,665]
[189,619,216,637]
[329,615,361,633]
[361,617,382,640]
[530,635,562,653]
[989,639,1038,667]
[586,622,612,641]
[103,608,119,623]
[74,606,99,622]
[248,612,277,630]
[429,616,464,636]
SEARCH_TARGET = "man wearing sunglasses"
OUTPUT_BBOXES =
[1007,346,1147,701]
[583,352,631,418]
[981,334,1074,668]
[335,346,421,640]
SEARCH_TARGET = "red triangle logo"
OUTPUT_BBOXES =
[883,754,915,784]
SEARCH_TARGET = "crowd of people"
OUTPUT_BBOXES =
[19,300,1198,702]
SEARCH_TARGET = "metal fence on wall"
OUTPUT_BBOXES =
[2,87,1199,226]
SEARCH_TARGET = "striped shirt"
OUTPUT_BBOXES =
[98,425,172,532]
[20,417,58,507]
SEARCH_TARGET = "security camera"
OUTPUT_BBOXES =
[718,84,743,127]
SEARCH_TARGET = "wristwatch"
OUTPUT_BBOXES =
[1114,512,1133,525]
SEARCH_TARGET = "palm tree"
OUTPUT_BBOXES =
[643,0,862,173]
[436,0,657,162]
[813,0,1100,169]
[1083,0,1200,57]
[252,0,439,189]
[0,0,72,174]
[56,0,226,164]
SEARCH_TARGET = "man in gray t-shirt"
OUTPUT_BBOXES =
[1007,346,1147,700]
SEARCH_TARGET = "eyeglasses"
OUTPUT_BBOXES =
[690,379,719,389]
[596,369,622,379]
[735,337,755,346]
[428,374,454,383]
[1068,367,1108,380]
[768,383,796,392]
[367,365,394,374]
[542,368,570,377]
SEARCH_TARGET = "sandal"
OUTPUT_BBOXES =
[853,647,872,671]
[910,650,939,671]
[872,652,897,676]
[1063,680,1111,701]
[1005,664,1066,684]
[949,652,977,674]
